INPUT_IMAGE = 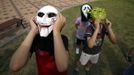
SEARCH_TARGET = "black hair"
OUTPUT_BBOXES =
[80,4,92,22]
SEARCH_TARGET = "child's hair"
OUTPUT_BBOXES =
[80,4,92,22]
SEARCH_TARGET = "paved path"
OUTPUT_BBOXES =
[0,0,95,47]
[0,0,95,23]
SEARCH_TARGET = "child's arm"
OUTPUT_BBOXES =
[104,19,117,44]
[87,18,100,48]
[75,18,80,29]
[9,18,38,72]
[53,13,69,72]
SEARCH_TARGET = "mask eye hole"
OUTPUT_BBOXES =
[84,7,86,10]
[48,13,56,18]
[87,7,90,10]
[38,12,44,17]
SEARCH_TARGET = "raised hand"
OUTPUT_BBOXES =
[94,18,100,29]
[104,18,112,29]
[29,17,38,34]
[53,13,66,33]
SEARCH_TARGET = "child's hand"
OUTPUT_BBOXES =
[29,17,38,33]
[94,18,100,29]
[104,19,112,29]
[53,13,66,33]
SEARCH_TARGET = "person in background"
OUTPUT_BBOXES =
[124,48,134,75]
[76,7,117,75]
[74,4,92,75]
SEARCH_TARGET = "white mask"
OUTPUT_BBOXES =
[35,5,58,37]
[82,4,92,18]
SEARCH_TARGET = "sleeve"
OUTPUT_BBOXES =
[75,17,80,26]
[61,35,69,51]
[30,34,38,54]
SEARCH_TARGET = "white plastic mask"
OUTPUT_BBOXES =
[82,4,92,18]
[35,5,58,37]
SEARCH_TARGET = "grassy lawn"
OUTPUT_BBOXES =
[0,0,134,75]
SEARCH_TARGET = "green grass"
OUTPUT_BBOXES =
[0,0,134,75]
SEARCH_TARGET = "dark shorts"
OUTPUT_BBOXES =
[76,38,85,46]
